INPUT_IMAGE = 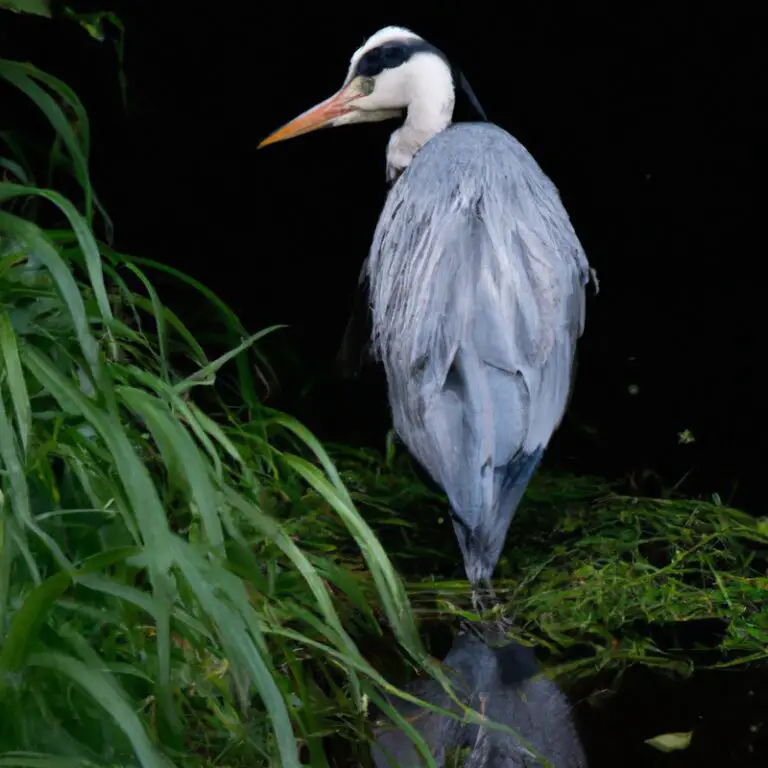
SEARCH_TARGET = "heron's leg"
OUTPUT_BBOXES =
[483,579,499,606]
[470,578,499,615]
[473,579,514,637]
[470,586,486,616]
[488,581,515,635]
[459,587,487,641]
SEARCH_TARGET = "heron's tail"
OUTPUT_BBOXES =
[454,447,543,586]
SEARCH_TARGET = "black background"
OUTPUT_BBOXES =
[1,6,764,515]
[2,6,767,765]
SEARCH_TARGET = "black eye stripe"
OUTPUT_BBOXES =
[354,39,446,78]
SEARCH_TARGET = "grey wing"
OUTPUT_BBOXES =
[456,198,587,579]
[425,213,585,542]
[366,154,589,573]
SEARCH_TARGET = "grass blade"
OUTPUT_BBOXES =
[22,346,172,563]
[0,310,32,454]
[284,452,422,655]
[0,754,101,768]
[0,184,112,330]
[0,58,113,238]
[26,652,168,768]
[0,1,51,16]
[0,208,100,376]
[123,262,169,381]
[171,539,300,768]
[117,385,224,550]
[0,547,136,678]
[172,327,285,395]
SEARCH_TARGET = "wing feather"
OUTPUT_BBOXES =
[365,122,590,582]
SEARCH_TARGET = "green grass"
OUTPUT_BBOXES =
[334,449,767,678]
[1,38,767,768]
[0,51,517,767]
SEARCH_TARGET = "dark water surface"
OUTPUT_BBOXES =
[575,664,767,767]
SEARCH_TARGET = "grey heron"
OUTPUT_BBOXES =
[259,26,593,599]
[371,629,587,766]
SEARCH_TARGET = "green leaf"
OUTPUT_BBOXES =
[0,309,32,454]
[0,0,51,17]
[171,539,301,768]
[0,365,31,526]
[0,59,114,239]
[0,184,113,331]
[0,208,100,379]
[0,61,90,213]
[22,346,173,566]
[123,262,169,382]
[172,326,284,395]
[366,686,436,768]
[117,386,224,550]
[282,450,423,655]
[98,247,275,397]
[0,754,101,768]
[644,731,693,752]
[223,485,363,704]
[26,652,168,768]
[0,502,13,636]
[0,547,136,676]
[0,157,31,184]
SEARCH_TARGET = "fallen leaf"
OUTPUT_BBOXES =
[645,731,693,753]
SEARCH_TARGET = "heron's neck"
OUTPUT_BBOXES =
[409,64,454,127]
[386,63,455,181]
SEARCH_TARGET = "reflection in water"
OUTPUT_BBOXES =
[372,629,586,767]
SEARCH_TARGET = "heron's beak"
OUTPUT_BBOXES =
[258,77,370,149]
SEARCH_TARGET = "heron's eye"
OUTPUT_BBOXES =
[356,49,382,77]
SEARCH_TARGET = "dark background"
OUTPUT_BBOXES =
[1,7,764,516]
[2,6,767,766]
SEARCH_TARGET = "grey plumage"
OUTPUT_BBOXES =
[364,122,591,585]
[257,24,591,584]
[371,630,587,767]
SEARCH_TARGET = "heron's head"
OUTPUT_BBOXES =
[258,26,455,148]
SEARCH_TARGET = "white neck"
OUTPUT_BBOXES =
[386,55,455,181]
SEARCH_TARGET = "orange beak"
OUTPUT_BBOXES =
[258,78,368,149]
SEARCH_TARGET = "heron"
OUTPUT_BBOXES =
[371,629,587,766]
[259,26,593,608]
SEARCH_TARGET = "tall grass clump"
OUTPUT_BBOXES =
[0,53,489,767]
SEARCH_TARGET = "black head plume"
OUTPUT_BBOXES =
[454,67,488,121]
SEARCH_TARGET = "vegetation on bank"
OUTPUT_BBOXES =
[1,6,766,765]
